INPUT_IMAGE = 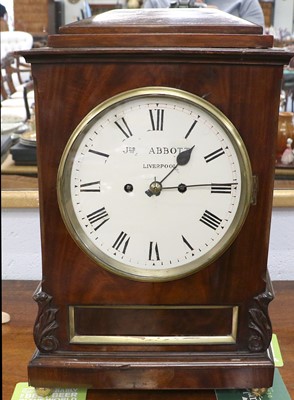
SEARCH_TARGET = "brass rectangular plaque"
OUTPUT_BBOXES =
[69,305,238,345]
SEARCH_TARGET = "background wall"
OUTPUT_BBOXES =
[274,0,294,33]
[2,207,294,280]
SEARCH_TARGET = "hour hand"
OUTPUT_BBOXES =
[145,146,196,197]
[176,145,195,166]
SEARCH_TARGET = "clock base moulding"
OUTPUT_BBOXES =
[28,350,274,390]
[28,278,275,390]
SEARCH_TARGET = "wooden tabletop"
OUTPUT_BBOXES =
[2,280,294,400]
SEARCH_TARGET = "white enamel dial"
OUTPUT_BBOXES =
[57,87,252,281]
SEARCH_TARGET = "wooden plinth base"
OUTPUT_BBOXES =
[28,350,274,390]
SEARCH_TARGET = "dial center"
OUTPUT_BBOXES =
[149,180,162,196]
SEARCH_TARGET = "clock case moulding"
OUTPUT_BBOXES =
[22,8,293,392]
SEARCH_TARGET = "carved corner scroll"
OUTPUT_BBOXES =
[248,277,274,352]
[33,284,59,353]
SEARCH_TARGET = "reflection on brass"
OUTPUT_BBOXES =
[273,189,294,207]
[251,388,268,396]
[250,175,258,205]
[69,305,238,345]
[35,388,53,397]
[1,188,293,208]
[1,190,39,208]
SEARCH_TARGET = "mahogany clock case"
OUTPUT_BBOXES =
[23,9,293,391]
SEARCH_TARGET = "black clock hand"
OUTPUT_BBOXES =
[145,146,195,197]
[162,182,238,193]
[176,145,195,166]
[159,145,195,185]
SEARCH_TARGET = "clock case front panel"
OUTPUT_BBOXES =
[24,9,292,391]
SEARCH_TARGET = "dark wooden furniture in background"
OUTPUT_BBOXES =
[259,0,274,27]
[14,0,48,34]
[89,2,124,16]
[13,0,123,37]
[2,280,294,400]
[21,8,293,392]
[13,0,59,39]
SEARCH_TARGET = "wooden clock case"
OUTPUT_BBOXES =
[23,9,293,392]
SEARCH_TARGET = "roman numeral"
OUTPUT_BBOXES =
[204,148,225,163]
[200,210,222,230]
[86,207,109,231]
[88,149,109,158]
[211,183,232,194]
[149,241,160,261]
[185,119,198,139]
[80,180,101,192]
[182,235,194,251]
[149,109,164,131]
[115,117,133,138]
[112,231,130,254]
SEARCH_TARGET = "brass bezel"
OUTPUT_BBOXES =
[57,87,252,282]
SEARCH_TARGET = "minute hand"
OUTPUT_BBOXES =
[162,182,238,192]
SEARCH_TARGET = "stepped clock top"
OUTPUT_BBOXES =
[48,8,272,49]
[59,8,263,34]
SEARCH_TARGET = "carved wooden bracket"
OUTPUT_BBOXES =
[33,284,59,353]
[248,277,274,352]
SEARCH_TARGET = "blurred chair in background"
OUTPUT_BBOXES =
[1,31,34,123]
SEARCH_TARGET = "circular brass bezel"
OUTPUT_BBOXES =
[57,87,252,282]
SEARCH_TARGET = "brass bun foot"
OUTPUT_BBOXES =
[35,388,53,397]
[251,387,268,397]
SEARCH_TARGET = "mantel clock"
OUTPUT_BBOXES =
[23,8,293,395]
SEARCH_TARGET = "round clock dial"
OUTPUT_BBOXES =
[57,87,252,281]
